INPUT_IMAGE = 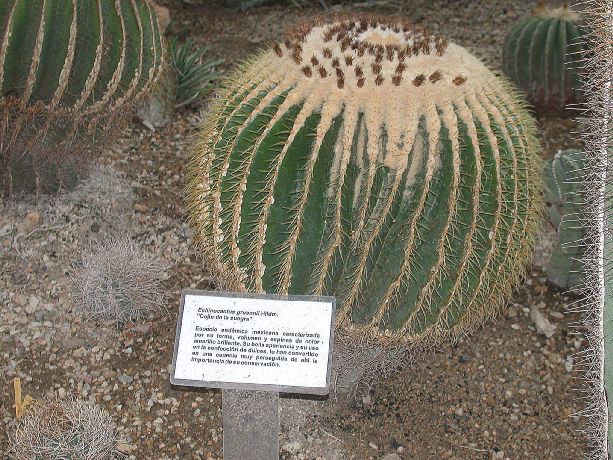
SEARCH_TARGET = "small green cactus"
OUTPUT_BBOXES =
[544,148,588,289]
[502,2,587,117]
[0,0,164,194]
[186,14,543,344]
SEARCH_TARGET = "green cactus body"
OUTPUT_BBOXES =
[544,148,588,289]
[0,0,164,193]
[187,15,543,343]
[502,3,586,117]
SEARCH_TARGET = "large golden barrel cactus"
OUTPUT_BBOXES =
[0,0,164,194]
[187,15,543,345]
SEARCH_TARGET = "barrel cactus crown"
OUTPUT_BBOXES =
[502,2,586,117]
[0,0,164,194]
[187,14,543,344]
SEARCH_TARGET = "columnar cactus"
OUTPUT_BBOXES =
[502,2,586,117]
[187,15,543,344]
[544,148,588,289]
[0,0,164,194]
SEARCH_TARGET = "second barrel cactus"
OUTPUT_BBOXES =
[502,2,586,117]
[0,0,164,194]
[187,14,543,344]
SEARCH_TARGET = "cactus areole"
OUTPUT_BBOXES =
[187,15,543,344]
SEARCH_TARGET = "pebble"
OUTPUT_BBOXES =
[530,307,556,338]
[118,375,134,385]
[24,296,39,314]
[23,211,41,233]
[382,454,402,460]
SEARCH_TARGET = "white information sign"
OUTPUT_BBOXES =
[170,290,335,394]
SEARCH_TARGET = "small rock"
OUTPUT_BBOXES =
[24,212,41,232]
[152,2,171,32]
[530,306,556,338]
[118,375,134,384]
[13,293,27,306]
[282,441,302,454]
[129,323,152,334]
[369,442,379,450]
[382,454,402,460]
[25,296,39,314]
[116,443,135,454]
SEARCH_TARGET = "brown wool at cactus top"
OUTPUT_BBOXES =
[272,15,472,93]
[187,13,543,343]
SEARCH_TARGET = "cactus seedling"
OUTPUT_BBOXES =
[187,14,543,345]
[502,2,586,117]
[0,0,164,194]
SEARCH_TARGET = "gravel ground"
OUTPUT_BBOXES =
[1,1,586,459]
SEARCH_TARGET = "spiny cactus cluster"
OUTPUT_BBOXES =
[72,237,167,325]
[0,0,164,194]
[187,14,543,345]
[544,148,588,289]
[8,397,121,460]
[502,2,586,117]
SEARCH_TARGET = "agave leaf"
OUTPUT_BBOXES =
[168,36,224,108]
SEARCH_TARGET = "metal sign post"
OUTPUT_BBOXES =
[170,290,335,460]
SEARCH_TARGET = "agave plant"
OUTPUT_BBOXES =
[169,36,224,109]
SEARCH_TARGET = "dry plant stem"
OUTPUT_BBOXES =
[569,0,612,458]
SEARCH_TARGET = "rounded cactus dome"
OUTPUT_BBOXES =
[187,14,543,343]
